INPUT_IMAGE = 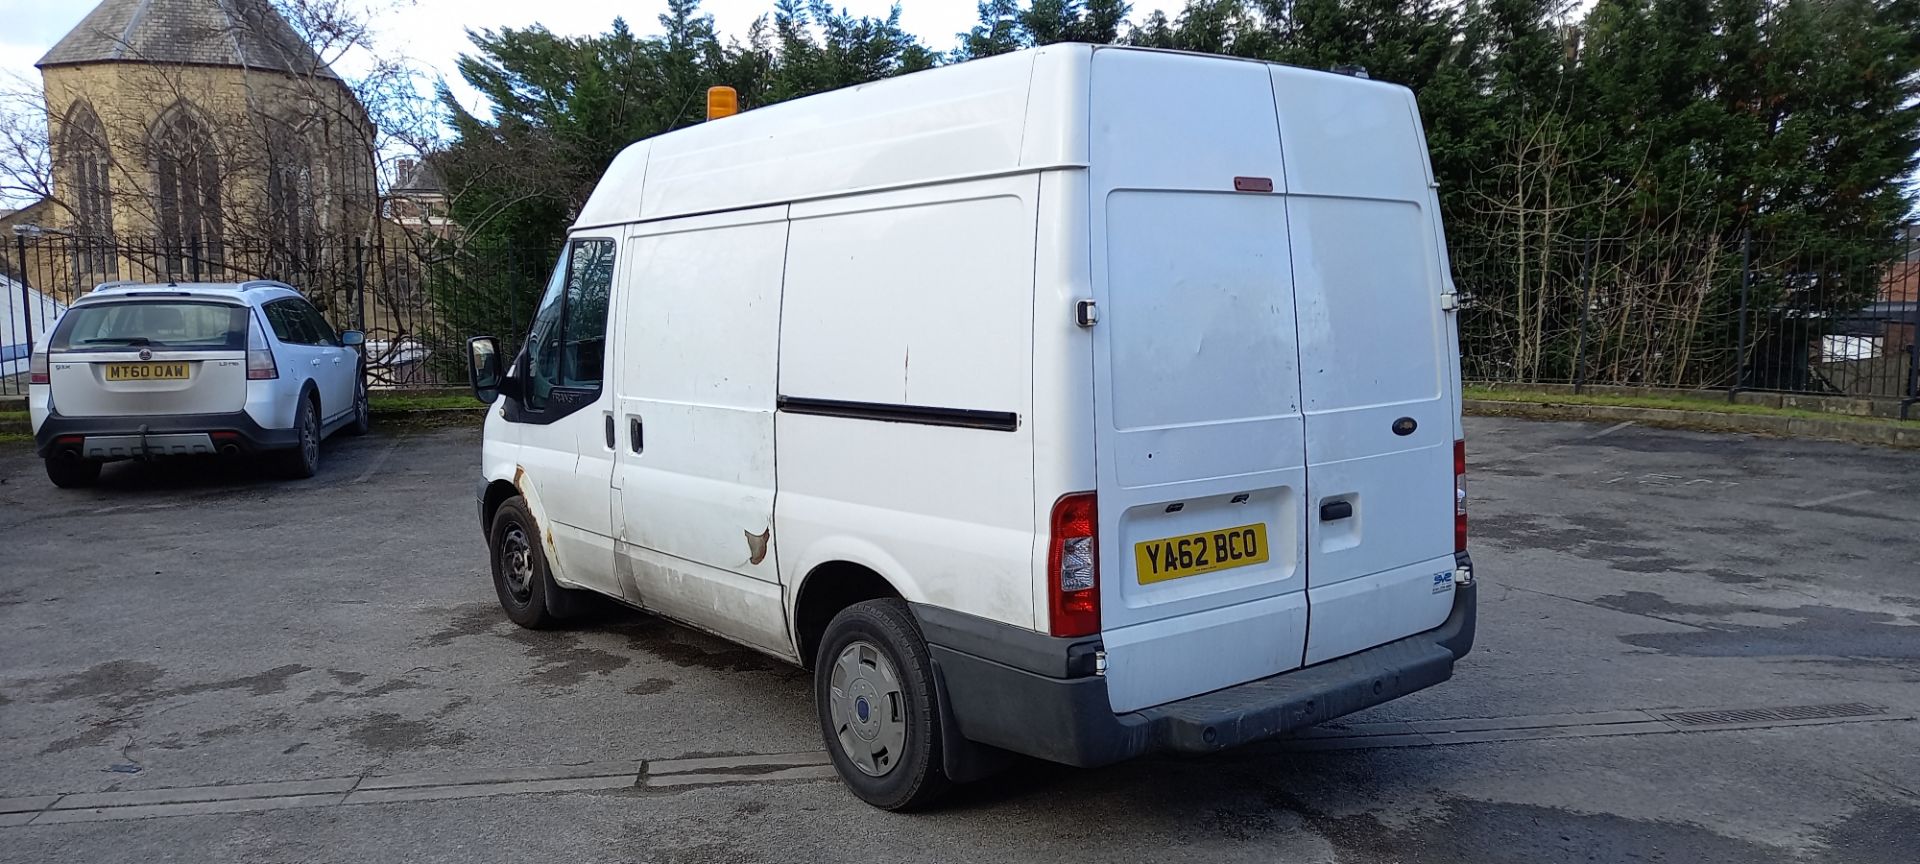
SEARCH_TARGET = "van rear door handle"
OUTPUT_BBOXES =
[603,413,615,449]
[1319,500,1354,521]
[628,417,644,454]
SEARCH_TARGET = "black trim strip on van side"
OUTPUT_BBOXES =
[776,396,1019,432]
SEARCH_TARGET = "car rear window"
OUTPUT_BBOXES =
[49,301,251,352]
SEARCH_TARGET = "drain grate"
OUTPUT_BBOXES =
[1660,703,1884,727]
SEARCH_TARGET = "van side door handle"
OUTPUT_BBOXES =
[603,412,615,449]
[628,416,644,454]
[1319,500,1354,521]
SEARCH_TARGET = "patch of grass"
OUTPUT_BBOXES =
[0,410,25,423]
[1463,386,1910,426]
[369,391,482,412]
[0,431,30,445]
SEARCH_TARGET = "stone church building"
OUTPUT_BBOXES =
[17,0,378,287]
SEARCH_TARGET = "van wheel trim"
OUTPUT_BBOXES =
[829,639,907,777]
[498,524,536,605]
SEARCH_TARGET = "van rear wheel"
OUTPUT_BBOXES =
[815,599,950,810]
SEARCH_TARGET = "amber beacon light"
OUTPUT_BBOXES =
[706,86,738,120]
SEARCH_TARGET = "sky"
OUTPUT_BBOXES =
[0,0,1003,115]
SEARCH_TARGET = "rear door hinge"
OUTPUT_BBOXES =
[1440,291,1460,312]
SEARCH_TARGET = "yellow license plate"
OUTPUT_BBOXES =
[105,362,190,381]
[1135,523,1270,584]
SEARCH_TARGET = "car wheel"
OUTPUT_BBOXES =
[277,395,321,479]
[44,457,102,489]
[345,372,371,436]
[815,599,951,811]
[488,496,565,629]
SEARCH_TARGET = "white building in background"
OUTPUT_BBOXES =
[1,274,65,379]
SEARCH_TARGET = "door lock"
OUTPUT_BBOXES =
[1075,299,1099,327]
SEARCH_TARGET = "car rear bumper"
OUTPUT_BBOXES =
[915,554,1477,769]
[34,410,301,459]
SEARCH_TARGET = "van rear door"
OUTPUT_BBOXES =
[1088,50,1310,714]
[1270,67,1459,665]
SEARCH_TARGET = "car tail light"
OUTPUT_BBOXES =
[29,350,48,385]
[246,316,278,380]
[1454,439,1468,552]
[1048,492,1099,638]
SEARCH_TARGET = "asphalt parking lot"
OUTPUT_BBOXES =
[1,417,1916,863]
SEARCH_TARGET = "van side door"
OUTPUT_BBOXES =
[611,207,790,657]
[502,236,626,601]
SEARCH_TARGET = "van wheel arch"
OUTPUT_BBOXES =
[793,561,904,670]
[481,479,520,533]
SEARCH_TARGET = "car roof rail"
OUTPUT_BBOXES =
[237,279,296,292]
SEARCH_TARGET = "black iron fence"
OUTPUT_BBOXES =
[1454,227,1918,409]
[3,233,556,394]
[5,228,1918,415]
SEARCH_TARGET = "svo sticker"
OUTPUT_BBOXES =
[1432,571,1454,594]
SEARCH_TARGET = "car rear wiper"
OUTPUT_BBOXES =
[81,337,153,346]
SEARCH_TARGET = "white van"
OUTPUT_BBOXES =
[467,44,1475,810]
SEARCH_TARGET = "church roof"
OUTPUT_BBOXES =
[37,0,338,80]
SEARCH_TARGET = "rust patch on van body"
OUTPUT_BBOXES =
[745,528,771,565]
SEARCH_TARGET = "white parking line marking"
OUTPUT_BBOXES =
[1796,489,1875,509]
[1586,421,1636,439]
[352,439,400,484]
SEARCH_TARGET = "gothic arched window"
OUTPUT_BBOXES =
[61,101,116,276]
[265,116,315,275]
[149,102,223,272]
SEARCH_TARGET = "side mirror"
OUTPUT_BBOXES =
[339,330,366,348]
[467,336,503,404]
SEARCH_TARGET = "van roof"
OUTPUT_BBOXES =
[572,45,1400,231]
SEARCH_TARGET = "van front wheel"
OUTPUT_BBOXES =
[815,599,950,810]
[487,496,562,629]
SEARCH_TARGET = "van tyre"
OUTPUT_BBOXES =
[815,599,951,811]
[277,395,321,479]
[488,496,568,630]
[45,457,101,489]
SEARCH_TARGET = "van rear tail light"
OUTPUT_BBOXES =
[246,315,278,380]
[1454,439,1468,552]
[1048,492,1099,638]
[29,350,48,385]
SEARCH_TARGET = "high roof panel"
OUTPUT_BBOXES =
[574,45,1096,230]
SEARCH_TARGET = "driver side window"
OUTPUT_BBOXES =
[520,237,616,417]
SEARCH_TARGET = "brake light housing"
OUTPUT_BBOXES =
[246,314,278,380]
[1048,492,1099,638]
[1454,439,1468,551]
[28,350,48,385]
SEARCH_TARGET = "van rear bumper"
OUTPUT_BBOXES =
[915,565,1476,769]
[34,410,299,459]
